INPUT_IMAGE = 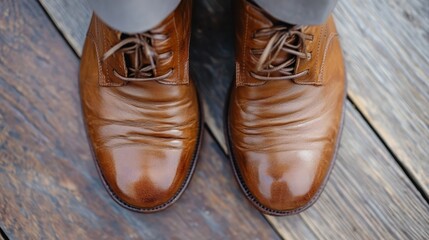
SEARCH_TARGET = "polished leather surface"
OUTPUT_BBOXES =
[80,0,201,211]
[228,0,346,214]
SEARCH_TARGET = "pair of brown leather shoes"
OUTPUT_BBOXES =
[80,0,345,215]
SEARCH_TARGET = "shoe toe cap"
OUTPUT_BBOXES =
[96,146,192,210]
[238,149,332,213]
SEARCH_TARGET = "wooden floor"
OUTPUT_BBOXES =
[1,0,428,239]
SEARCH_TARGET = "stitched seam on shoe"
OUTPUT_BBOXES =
[295,25,325,85]
[184,10,191,84]
[173,15,181,83]
[87,36,105,87]
[319,33,338,84]
[86,30,108,87]
[315,25,328,84]
[102,24,111,85]
[240,11,249,86]
[93,18,107,86]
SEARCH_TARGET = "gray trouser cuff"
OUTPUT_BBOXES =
[254,0,337,25]
[88,0,180,33]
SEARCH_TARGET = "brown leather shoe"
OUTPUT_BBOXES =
[79,0,202,212]
[226,0,346,216]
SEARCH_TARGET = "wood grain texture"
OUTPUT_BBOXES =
[39,0,429,197]
[8,0,429,239]
[334,0,429,196]
[0,1,281,239]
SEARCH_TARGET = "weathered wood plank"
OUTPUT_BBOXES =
[29,0,429,238]
[38,0,90,56]
[0,1,281,239]
[334,0,429,197]
[39,0,429,197]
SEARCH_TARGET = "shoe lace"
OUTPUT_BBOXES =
[102,33,173,82]
[251,25,313,81]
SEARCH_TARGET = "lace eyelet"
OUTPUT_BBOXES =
[306,52,312,60]
[168,51,174,58]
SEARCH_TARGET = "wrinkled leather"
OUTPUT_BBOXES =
[228,0,346,214]
[80,0,201,211]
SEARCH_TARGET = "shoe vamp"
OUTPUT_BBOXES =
[82,81,199,150]
[231,80,343,153]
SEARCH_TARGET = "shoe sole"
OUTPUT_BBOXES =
[224,81,346,216]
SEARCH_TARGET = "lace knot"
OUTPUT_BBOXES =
[102,33,173,82]
[251,25,313,81]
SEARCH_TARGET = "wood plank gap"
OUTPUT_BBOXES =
[205,121,227,153]
[0,227,9,240]
[346,95,429,204]
[36,0,81,58]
